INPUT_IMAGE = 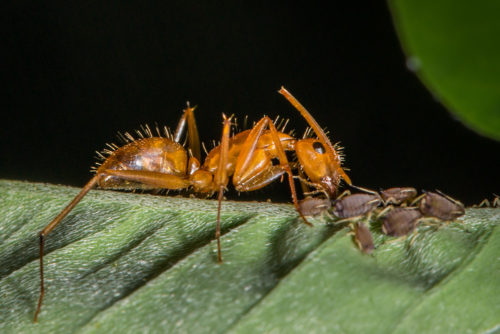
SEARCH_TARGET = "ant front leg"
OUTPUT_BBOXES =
[296,168,312,196]
[233,115,312,226]
[293,175,330,198]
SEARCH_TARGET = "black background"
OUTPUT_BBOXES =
[4,1,500,205]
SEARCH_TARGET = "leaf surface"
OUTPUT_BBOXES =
[0,180,499,333]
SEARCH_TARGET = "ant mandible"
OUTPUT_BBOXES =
[34,87,351,322]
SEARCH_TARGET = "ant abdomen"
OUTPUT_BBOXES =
[97,138,188,189]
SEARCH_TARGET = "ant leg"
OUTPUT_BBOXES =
[173,103,189,142]
[213,114,232,263]
[174,102,201,161]
[267,118,313,226]
[101,170,191,189]
[35,169,193,322]
[234,116,312,226]
[296,168,312,196]
[293,175,330,198]
[279,86,351,185]
[35,174,100,322]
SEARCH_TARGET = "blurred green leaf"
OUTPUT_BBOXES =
[389,0,500,141]
[0,180,499,333]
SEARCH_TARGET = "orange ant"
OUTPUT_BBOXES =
[34,87,351,322]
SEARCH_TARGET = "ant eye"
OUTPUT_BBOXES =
[313,141,326,154]
[271,157,280,166]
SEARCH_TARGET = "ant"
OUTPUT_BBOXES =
[34,87,351,322]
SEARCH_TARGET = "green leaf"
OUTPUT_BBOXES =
[389,0,500,141]
[0,180,499,333]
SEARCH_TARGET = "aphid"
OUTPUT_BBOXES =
[381,207,422,237]
[34,87,352,322]
[298,197,332,217]
[352,222,375,254]
[329,191,380,253]
[380,187,417,206]
[331,193,382,219]
[416,190,465,221]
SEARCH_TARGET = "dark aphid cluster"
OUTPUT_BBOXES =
[300,187,466,254]
[379,189,465,238]
[298,190,380,254]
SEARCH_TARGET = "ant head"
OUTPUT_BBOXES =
[295,138,342,197]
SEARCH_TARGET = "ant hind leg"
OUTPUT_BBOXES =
[213,114,232,263]
[174,102,201,161]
